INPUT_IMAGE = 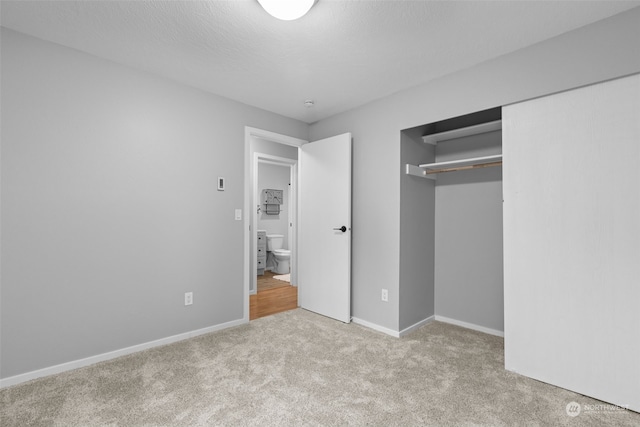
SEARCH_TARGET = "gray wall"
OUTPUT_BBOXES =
[0,28,307,379]
[251,137,299,160]
[309,7,640,332]
[399,129,435,331]
[434,131,503,332]
[309,106,403,330]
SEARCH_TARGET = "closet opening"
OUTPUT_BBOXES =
[400,107,504,336]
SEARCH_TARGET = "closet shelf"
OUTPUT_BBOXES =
[406,154,502,179]
[422,120,502,145]
[408,119,503,179]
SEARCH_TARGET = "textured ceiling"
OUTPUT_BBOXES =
[2,1,638,123]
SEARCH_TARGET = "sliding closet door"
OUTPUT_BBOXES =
[503,73,640,411]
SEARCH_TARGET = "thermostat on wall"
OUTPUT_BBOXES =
[217,177,225,191]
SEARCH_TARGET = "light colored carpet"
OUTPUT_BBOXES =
[1,309,638,426]
[273,273,290,283]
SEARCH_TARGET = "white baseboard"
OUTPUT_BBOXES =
[351,315,436,338]
[351,317,400,338]
[434,315,504,337]
[399,315,435,337]
[0,318,247,389]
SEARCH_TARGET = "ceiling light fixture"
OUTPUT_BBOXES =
[257,0,317,21]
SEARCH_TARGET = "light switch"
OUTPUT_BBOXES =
[235,209,242,220]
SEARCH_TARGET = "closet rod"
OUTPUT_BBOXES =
[425,160,502,175]
[406,164,436,180]
[406,154,502,179]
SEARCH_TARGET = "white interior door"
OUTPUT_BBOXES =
[299,133,352,323]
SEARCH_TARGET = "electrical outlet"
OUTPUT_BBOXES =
[381,289,388,302]
[185,292,193,306]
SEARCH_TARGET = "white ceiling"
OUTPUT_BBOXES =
[2,1,638,124]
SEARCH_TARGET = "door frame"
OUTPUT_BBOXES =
[243,127,307,322]
[252,153,298,294]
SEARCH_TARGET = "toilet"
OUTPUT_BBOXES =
[266,234,291,274]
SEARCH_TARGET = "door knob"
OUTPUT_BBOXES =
[333,226,347,232]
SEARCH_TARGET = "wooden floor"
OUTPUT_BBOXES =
[250,271,298,320]
[257,270,290,292]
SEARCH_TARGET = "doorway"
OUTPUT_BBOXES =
[244,127,353,324]
[244,128,307,322]
[251,156,298,319]
[252,155,297,294]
